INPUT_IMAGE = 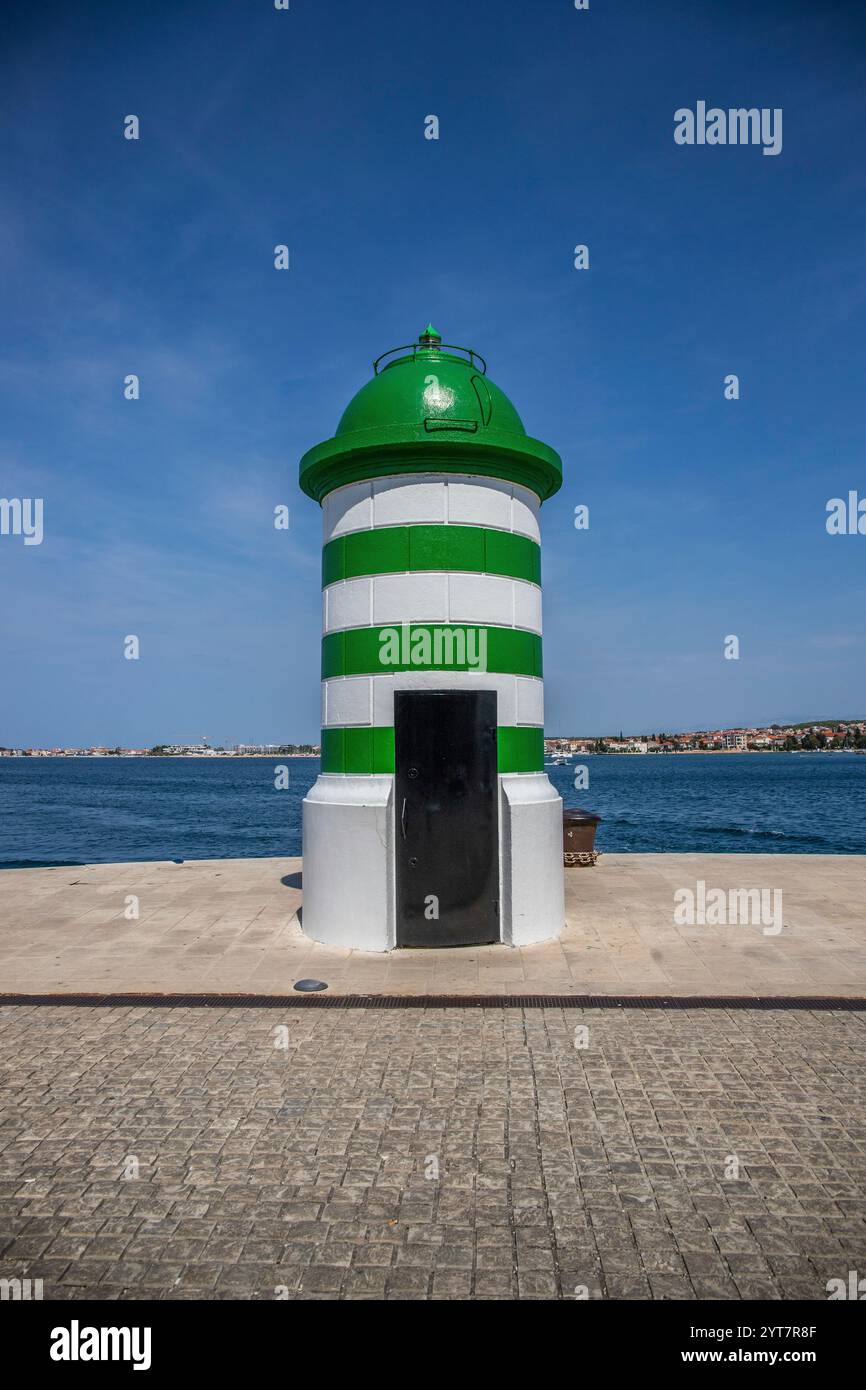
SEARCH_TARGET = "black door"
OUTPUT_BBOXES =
[395,690,499,947]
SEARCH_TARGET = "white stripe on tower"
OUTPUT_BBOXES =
[322,672,544,728]
[323,574,542,634]
[323,475,541,542]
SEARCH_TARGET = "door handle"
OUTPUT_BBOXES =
[401,798,407,839]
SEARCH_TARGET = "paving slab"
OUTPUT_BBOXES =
[0,854,864,997]
[0,1004,863,1300]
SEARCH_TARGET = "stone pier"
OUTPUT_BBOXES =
[0,853,863,997]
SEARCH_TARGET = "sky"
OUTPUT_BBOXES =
[1,0,865,745]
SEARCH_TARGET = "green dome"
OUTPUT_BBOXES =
[299,328,562,504]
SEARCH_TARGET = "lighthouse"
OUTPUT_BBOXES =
[299,326,564,951]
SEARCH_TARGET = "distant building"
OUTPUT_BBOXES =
[724,731,747,750]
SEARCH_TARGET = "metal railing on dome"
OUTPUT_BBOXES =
[372,342,488,376]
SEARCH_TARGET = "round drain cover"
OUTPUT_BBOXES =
[294,979,328,993]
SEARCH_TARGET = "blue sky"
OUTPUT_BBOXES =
[1,0,864,745]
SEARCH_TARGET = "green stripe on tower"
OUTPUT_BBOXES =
[320,725,544,774]
[322,524,541,587]
[496,726,545,773]
[321,625,543,679]
[320,726,396,775]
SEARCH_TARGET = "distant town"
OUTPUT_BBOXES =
[545,720,866,755]
[0,742,320,758]
[2,721,865,757]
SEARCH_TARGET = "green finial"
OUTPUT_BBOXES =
[420,322,441,343]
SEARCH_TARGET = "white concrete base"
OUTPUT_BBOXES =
[500,773,565,946]
[302,774,395,950]
[302,770,564,951]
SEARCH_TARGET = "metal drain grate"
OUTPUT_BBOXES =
[0,992,864,1011]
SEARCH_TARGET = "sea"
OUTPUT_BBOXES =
[0,752,864,868]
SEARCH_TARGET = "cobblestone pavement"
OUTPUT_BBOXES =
[0,1005,864,1300]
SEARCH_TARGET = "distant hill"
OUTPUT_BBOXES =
[780,719,864,730]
